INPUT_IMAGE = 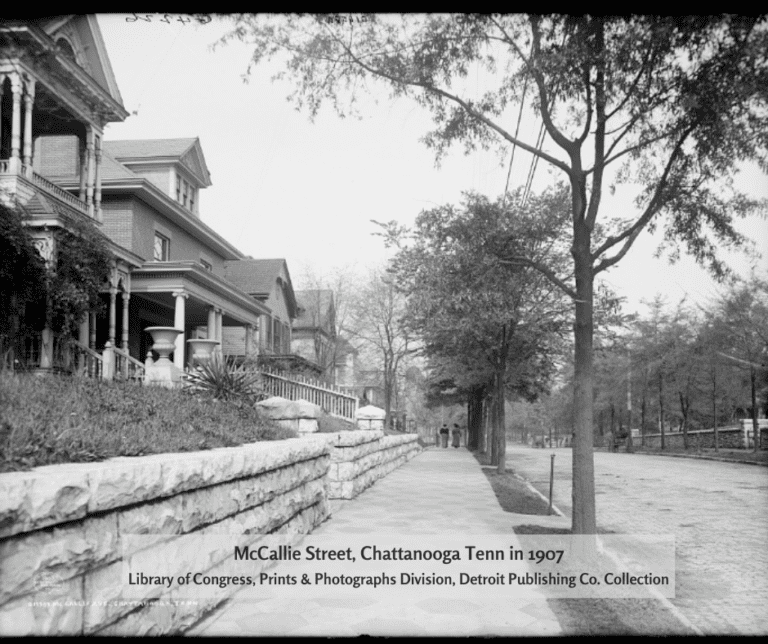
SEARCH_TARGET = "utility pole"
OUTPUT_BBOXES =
[626,353,634,452]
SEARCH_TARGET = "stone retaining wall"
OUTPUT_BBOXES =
[641,426,768,450]
[322,431,422,499]
[0,437,331,636]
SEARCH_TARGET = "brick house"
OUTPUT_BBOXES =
[1,16,292,377]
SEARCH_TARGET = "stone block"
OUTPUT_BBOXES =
[0,575,83,636]
[0,513,118,607]
[0,464,94,539]
[117,494,185,537]
[256,397,321,421]
[298,418,319,433]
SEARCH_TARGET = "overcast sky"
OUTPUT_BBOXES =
[97,14,768,315]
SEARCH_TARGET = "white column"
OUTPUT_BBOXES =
[10,73,22,174]
[108,286,117,345]
[22,79,35,175]
[245,324,253,358]
[173,291,188,369]
[207,307,216,340]
[94,134,103,221]
[78,315,89,372]
[79,141,88,201]
[89,312,97,350]
[215,309,223,356]
[121,292,130,352]
[85,127,95,218]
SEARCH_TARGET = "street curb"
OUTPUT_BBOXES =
[517,474,566,518]
[621,450,768,467]
[596,538,704,636]
[512,457,706,636]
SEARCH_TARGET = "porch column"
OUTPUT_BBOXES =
[89,312,97,350]
[40,328,53,369]
[173,290,188,370]
[79,142,88,201]
[94,135,103,222]
[85,127,95,218]
[22,79,35,176]
[78,314,89,372]
[245,324,253,358]
[215,309,223,356]
[121,292,130,352]
[108,285,117,345]
[207,307,216,340]
[10,73,22,174]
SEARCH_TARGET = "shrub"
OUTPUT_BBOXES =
[0,373,295,473]
[183,354,266,404]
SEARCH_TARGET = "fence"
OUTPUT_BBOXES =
[259,367,359,421]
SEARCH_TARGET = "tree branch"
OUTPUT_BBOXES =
[593,123,697,272]
[498,257,577,300]
[325,25,574,176]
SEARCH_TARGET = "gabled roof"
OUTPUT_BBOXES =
[99,149,141,181]
[0,17,127,123]
[40,16,124,105]
[294,289,335,331]
[104,138,212,187]
[224,259,298,318]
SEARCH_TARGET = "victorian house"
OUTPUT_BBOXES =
[1,17,131,370]
[1,17,271,377]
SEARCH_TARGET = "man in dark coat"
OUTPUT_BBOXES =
[439,423,449,448]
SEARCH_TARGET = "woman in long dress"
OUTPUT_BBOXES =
[451,424,461,448]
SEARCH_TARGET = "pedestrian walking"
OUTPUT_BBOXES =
[451,424,461,448]
[439,423,449,448]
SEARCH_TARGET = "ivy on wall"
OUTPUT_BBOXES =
[1,203,112,340]
[48,216,112,336]
[0,203,47,338]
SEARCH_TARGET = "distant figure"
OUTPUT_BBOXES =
[439,423,449,448]
[451,424,461,448]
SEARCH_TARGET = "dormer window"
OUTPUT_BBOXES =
[175,172,197,213]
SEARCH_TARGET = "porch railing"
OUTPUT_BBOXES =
[72,340,104,379]
[31,171,89,216]
[258,367,359,421]
[112,344,145,381]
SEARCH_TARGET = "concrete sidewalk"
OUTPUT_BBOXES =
[188,447,563,637]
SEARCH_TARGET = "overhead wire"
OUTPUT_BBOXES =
[501,72,529,210]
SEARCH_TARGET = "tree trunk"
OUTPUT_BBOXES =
[479,391,488,454]
[712,361,719,452]
[489,386,499,466]
[571,239,596,535]
[496,370,507,474]
[751,366,759,453]
[658,370,665,450]
[679,391,689,449]
[469,387,482,451]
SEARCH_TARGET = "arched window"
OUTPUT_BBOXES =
[56,38,77,63]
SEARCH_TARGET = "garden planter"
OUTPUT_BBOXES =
[144,327,183,386]
[186,338,220,364]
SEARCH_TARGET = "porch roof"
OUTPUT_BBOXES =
[130,261,270,327]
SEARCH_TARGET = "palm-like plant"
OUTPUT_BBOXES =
[183,354,266,404]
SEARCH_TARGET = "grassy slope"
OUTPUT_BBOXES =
[0,373,296,473]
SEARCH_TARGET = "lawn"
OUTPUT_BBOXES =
[0,372,296,473]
